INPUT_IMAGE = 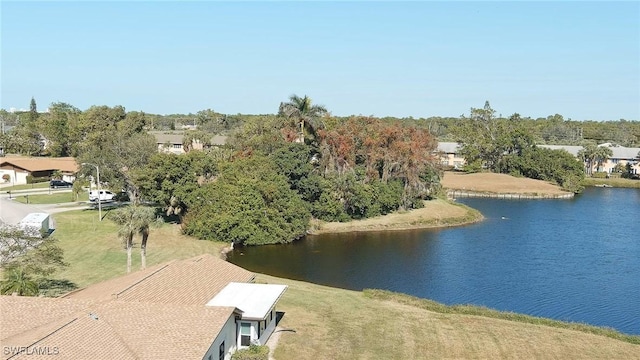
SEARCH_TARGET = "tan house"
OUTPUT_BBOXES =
[1,254,287,360]
[436,142,465,169]
[151,131,227,155]
[0,157,78,185]
[438,142,640,176]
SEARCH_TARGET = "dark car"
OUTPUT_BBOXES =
[50,180,73,188]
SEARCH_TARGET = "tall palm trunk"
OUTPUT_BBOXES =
[140,227,149,270]
[126,234,133,273]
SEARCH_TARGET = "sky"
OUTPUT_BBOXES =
[1,1,639,121]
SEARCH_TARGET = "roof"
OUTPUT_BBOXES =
[151,131,227,146]
[539,144,640,159]
[437,142,461,154]
[63,254,255,305]
[0,296,239,360]
[598,143,640,160]
[206,282,288,320]
[0,157,79,173]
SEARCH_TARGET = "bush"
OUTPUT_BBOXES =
[231,345,269,360]
[591,172,608,179]
[1,174,9,182]
[26,175,50,184]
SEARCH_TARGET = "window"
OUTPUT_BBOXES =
[173,144,182,149]
[219,341,225,360]
[240,323,251,346]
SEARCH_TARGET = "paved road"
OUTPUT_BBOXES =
[0,190,92,228]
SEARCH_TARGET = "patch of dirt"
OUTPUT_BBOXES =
[441,172,570,195]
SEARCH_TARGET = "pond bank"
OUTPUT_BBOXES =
[309,199,483,234]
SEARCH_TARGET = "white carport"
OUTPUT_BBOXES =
[206,282,288,348]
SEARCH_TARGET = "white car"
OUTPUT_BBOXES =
[89,190,116,203]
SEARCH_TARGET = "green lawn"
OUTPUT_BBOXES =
[51,209,226,288]
[582,177,640,189]
[2,182,50,191]
[13,192,89,204]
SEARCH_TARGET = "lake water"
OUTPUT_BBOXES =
[228,188,640,335]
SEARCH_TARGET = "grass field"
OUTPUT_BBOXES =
[51,210,226,288]
[267,275,640,359]
[582,177,640,189]
[13,191,89,204]
[1,182,50,191]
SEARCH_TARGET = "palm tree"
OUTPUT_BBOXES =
[594,146,613,174]
[110,206,159,273]
[278,94,328,143]
[577,144,598,176]
[0,267,39,296]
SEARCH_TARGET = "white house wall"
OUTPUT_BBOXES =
[203,315,238,360]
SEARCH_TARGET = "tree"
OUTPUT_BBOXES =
[135,151,218,224]
[278,94,328,143]
[29,97,39,124]
[109,206,160,272]
[0,226,67,295]
[182,130,211,153]
[183,156,310,246]
[76,106,157,204]
[40,102,81,156]
[578,144,613,175]
[0,268,39,296]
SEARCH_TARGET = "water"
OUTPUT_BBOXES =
[228,188,640,335]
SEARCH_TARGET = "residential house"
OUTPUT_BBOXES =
[1,254,288,360]
[436,142,465,169]
[0,157,78,185]
[437,142,640,176]
[151,131,227,155]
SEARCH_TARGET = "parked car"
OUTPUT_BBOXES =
[50,180,73,188]
[89,190,116,203]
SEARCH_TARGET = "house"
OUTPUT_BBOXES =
[0,296,241,360]
[0,157,78,185]
[1,254,288,360]
[436,142,465,169]
[437,142,640,176]
[207,282,288,348]
[150,131,227,155]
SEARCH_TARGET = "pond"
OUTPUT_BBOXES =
[228,187,640,335]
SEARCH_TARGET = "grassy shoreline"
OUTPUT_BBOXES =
[582,177,640,189]
[310,198,483,234]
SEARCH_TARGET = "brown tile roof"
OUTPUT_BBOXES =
[0,296,239,360]
[0,157,79,173]
[62,254,255,305]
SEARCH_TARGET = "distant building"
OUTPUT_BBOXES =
[0,156,78,185]
[150,131,227,155]
[436,142,640,175]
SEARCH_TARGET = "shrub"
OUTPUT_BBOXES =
[591,172,608,179]
[1,174,9,182]
[26,175,49,184]
[231,345,269,360]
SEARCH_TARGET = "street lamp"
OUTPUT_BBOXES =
[81,162,101,222]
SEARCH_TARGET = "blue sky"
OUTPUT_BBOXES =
[1,1,638,120]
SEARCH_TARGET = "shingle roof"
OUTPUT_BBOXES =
[0,157,79,173]
[0,296,239,360]
[62,254,255,305]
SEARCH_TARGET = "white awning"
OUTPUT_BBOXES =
[206,282,287,320]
